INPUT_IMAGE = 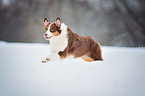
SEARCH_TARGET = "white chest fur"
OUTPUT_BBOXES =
[49,23,68,53]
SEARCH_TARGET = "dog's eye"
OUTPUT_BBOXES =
[51,28,55,32]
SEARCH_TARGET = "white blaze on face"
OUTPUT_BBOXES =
[45,23,53,37]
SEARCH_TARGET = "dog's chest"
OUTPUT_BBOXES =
[49,35,68,52]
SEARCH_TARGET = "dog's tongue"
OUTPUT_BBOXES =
[46,36,52,40]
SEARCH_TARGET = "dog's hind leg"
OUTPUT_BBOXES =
[81,55,95,62]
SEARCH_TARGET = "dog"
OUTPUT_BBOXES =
[42,17,103,63]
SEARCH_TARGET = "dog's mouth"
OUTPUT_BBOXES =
[45,36,52,40]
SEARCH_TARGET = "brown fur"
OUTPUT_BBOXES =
[50,23,61,36]
[44,18,50,31]
[58,27,103,62]
[52,32,60,37]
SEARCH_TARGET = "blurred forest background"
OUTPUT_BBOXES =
[0,0,145,47]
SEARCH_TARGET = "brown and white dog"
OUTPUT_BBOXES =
[42,17,103,63]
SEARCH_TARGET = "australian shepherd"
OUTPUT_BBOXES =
[42,17,103,63]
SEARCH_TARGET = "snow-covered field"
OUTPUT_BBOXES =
[0,41,145,96]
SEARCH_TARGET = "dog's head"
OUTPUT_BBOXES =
[43,17,61,40]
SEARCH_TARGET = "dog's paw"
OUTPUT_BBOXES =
[58,51,66,59]
[46,57,50,61]
[42,60,47,63]
[42,57,50,63]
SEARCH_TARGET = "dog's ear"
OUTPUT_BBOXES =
[54,17,61,28]
[44,17,50,26]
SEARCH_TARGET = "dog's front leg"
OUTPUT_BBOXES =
[58,51,67,59]
[58,47,69,60]
[42,52,60,63]
[47,52,61,61]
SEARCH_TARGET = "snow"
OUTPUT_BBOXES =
[0,41,145,96]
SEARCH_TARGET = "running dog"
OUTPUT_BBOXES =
[42,17,103,63]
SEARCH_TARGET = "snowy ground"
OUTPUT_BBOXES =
[0,41,145,96]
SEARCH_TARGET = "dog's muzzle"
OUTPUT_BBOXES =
[44,33,52,40]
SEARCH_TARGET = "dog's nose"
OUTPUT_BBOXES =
[44,33,47,37]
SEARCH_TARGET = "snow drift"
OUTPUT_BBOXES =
[0,41,145,96]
